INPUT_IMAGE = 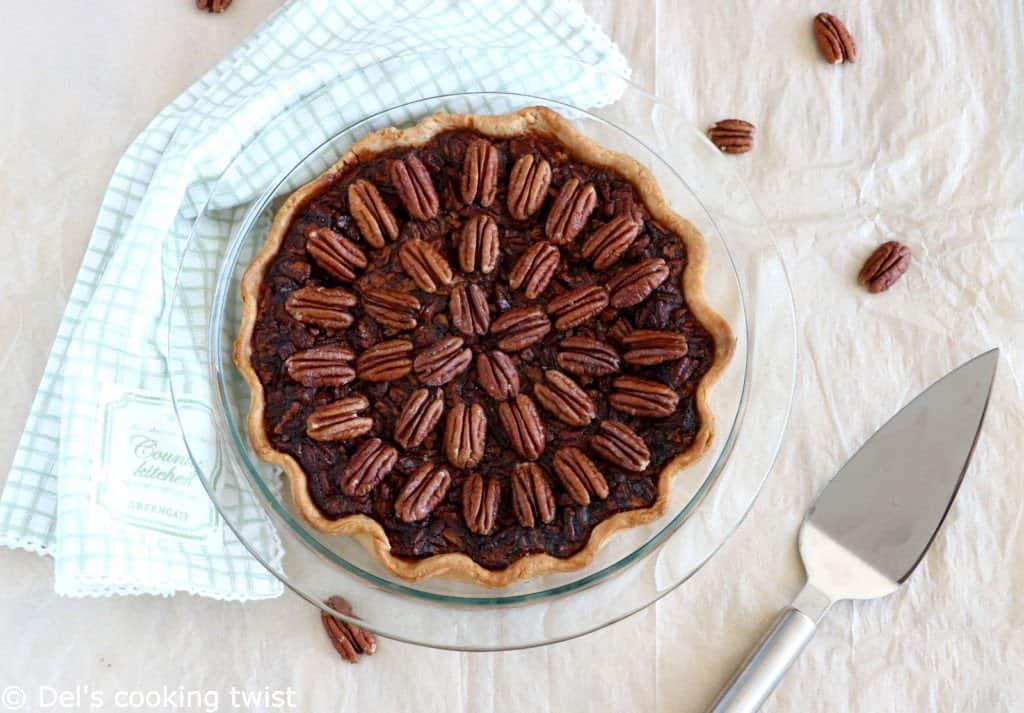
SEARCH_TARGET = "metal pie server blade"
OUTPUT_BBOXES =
[707,349,999,713]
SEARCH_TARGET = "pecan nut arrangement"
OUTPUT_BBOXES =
[235,107,733,586]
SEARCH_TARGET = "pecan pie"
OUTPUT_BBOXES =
[235,107,733,586]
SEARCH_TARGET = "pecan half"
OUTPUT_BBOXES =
[553,447,609,506]
[389,154,439,220]
[307,396,373,442]
[444,400,488,469]
[461,472,500,535]
[348,179,399,248]
[449,282,490,336]
[306,227,368,283]
[707,119,756,155]
[475,351,521,399]
[545,178,597,244]
[610,376,679,418]
[460,139,499,207]
[197,0,232,13]
[507,154,552,220]
[858,241,911,293]
[606,258,670,308]
[285,345,357,387]
[580,215,642,269]
[457,214,499,274]
[393,388,444,449]
[508,241,560,299]
[413,335,472,386]
[533,370,596,427]
[591,420,651,472]
[285,286,357,329]
[398,239,454,293]
[356,339,413,382]
[511,462,556,527]
[814,12,857,65]
[339,438,397,497]
[556,336,621,376]
[547,284,609,330]
[360,286,420,331]
[394,463,451,522]
[622,329,688,365]
[497,393,546,460]
[490,307,551,352]
[321,596,377,664]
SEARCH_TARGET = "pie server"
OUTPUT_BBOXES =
[707,349,999,713]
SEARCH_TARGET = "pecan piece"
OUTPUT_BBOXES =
[460,139,498,207]
[413,335,472,386]
[394,463,451,522]
[389,154,439,221]
[457,214,499,274]
[461,472,500,535]
[507,154,552,220]
[858,241,911,293]
[475,351,521,399]
[606,258,670,308]
[533,370,596,427]
[196,0,232,13]
[545,178,597,244]
[497,393,546,460]
[307,396,373,442]
[591,420,651,472]
[393,388,444,449]
[490,307,551,352]
[449,282,490,336]
[339,438,397,497]
[553,447,609,506]
[511,462,556,527]
[285,345,357,387]
[306,227,368,283]
[398,239,454,293]
[556,336,621,376]
[285,286,357,330]
[356,339,413,382]
[360,286,420,331]
[814,12,857,65]
[444,401,487,469]
[610,376,679,418]
[321,596,377,664]
[547,284,609,330]
[707,119,756,155]
[508,241,560,299]
[622,329,689,365]
[348,179,399,248]
[580,215,642,269]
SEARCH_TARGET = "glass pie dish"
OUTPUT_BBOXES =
[166,49,795,650]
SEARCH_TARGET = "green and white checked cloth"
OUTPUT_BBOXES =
[0,0,629,600]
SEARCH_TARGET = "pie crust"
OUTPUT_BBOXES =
[234,107,734,587]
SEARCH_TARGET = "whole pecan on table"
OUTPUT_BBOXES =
[858,241,911,293]
[339,438,397,497]
[462,472,501,536]
[321,596,377,665]
[306,396,373,442]
[394,463,452,522]
[196,0,233,12]
[511,462,556,528]
[591,420,651,472]
[546,177,598,245]
[813,12,857,65]
[707,119,756,155]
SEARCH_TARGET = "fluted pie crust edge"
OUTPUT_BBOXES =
[234,107,734,587]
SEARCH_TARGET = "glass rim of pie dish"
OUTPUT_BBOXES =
[166,48,796,650]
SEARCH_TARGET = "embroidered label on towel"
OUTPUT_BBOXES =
[90,384,223,544]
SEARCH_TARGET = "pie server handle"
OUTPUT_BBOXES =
[705,605,819,713]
